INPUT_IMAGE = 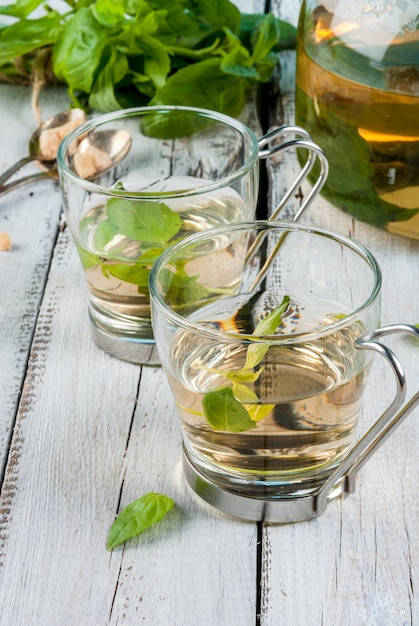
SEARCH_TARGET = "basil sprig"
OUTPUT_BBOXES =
[0,1,296,122]
[201,295,291,432]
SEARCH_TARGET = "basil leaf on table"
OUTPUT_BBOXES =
[107,492,175,551]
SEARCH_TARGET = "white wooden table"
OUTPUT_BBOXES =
[1,1,419,624]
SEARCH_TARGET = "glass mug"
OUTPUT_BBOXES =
[150,221,419,522]
[295,0,419,239]
[57,106,327,365]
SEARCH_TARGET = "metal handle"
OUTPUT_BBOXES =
[244,126,329,288]
[316,324,419,516]
[257,125,329,221]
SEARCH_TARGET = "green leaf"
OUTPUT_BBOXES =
[137,246,166,263]
[224,368,261,384]
[88,47,128,112]
[139,33,171,88]
[244,403,275,422]
[76,244,99,270]
[253,295,291,336]
[92,0,126,27]
[151,57,247,121]
[200,296,291,431]
[53,7,107,93]
[241,295,290,370]
[193,0,241,32]
[106,263,151,290]
[220,31,259,78]
[105,198,182,244]
[0,13,61,65]
[202,387,256,432]
[0,0,45,19]
[231,381,259,403]
[158,267,211,305]
[92,219,119,252]
[106,492,175,550]
[243,343,269,371]
[251,12,281,63]
[239,14,296,54]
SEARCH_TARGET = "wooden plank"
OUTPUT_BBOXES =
[263,1,419,624]
[0,230,140,622]
[0,85,70,469]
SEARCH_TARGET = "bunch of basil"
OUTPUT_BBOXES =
[0,0,296,116]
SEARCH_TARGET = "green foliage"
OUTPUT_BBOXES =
[0,0,296,117]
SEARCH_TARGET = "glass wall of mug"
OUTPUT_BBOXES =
[295,0,419,239]
[149,221,382,518]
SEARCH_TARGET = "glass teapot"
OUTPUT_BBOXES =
[295,0,419,239]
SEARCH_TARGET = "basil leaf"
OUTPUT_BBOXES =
[151,57,247,121]
[139,34,171,88]
[106,492,174,551]
[0,0,45,19]
[88,48,128,112]
[239,14,296,53]
[137,247,166,264]
[243,344,269,371]
[92,219,119,252]
[244,403,275,422]
[76,244,99,270]
[53,7,106,93]
[200,296,291,431]
[251,12,281,63]
[194,0,241,32]
[231,382,259,403]
[221,31,259,78]
[0,13,60,65]
[107,263,150,290]
[296,87,411,227]
[158,267,211,305]
[92,0,126,28]
[202,387,256,432]
[105,198,182,244]
[0,1,296,119]
[253,295,291,336]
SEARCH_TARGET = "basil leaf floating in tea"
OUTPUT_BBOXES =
[106,492,175,551]
[244,294,291,370]
[105,199,182,245]
[202,387,257,433]
[158,267,212,306]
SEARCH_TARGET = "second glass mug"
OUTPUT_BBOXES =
[57,106,327,365]
[149,221,419,522]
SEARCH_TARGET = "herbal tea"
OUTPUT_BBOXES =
[296,3,419,237]
[167,292,369,495]
[75,176,249,336]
